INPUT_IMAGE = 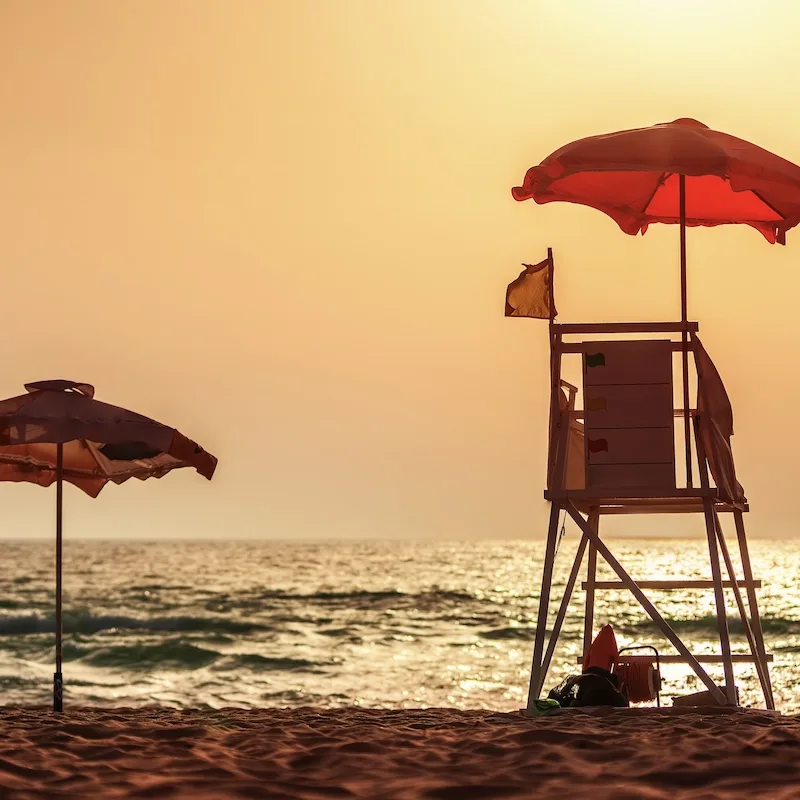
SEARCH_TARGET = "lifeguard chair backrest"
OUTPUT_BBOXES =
[552,386,585,491]
[582,340,675,490]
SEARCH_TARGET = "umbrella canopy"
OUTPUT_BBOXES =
[0,379,217,712]
[0,380,216,496]
[512,118,800,244]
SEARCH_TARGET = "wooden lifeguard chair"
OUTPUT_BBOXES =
[508,250,774,711]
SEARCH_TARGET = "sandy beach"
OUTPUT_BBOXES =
[0,706,796,799]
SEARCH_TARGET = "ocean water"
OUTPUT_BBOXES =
[0,538,797,712]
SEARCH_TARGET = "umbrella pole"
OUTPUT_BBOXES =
[679,174,693,488]
[54,442,63,713]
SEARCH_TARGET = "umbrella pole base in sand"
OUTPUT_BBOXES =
[53,673,63,713]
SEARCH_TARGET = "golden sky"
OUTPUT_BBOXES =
[1,0,799,539]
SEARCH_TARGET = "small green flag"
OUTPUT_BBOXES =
[531,698,561,716]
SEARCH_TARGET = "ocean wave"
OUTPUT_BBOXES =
[125,585,198,593]
[0,612,272,636]
[64,640,220,669]
[0,674,106,689]
[479,615,800,641]
[212,654,331,673]
[0,600,34,610]
[0,675,44,688]
[618,615,800,636]
[56,640,336,673]
[479,627,536,640]
[253,588,478,611]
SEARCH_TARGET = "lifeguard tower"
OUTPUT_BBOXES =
[506,118,800,710]
[507,250,774,710]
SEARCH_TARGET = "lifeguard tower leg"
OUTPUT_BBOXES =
[733,510,775,709]
[713,510,773,708]
[701,498,737,703]
[526,502,562,710]
[538,531,589,695]
[582,509,599,660]
[695,428,737,704]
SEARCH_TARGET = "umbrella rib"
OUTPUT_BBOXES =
[84,440,116,478]
[640,177,786,227]
[640,171,672,218]
[748,188,788,222]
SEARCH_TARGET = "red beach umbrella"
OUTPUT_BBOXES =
[0,380,217,712]
[512,118,800,322]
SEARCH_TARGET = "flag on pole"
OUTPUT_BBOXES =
[504,257,556,319]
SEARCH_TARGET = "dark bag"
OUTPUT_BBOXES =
[572,666,629,707]
[547,666,629,708]
[546,675,580,706]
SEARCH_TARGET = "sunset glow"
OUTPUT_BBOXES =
[1,1,800,543]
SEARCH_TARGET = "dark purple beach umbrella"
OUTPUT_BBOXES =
[0,380,217,712]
